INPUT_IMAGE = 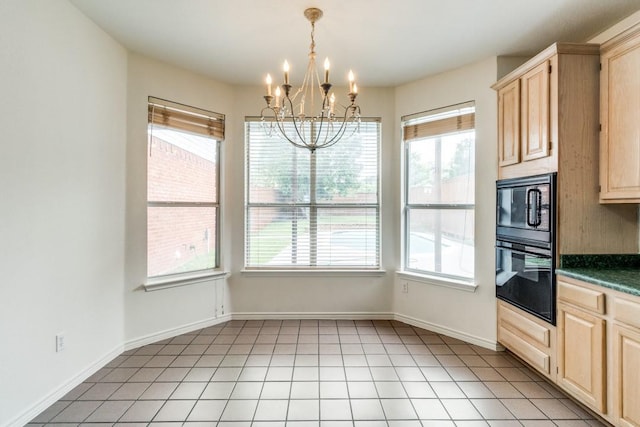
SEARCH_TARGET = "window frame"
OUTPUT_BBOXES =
[401,102,476,284]
[145,97,225,290]
[244,117,382,271]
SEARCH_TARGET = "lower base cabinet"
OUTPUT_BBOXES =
[497,300,556,381]
[501,275,640,426]
[556,301,607,413]
[551,275,640,427]
[613,323,640,427]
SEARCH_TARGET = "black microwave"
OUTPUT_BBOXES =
[496,173,556,249]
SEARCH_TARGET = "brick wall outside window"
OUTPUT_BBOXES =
[147,135,218,277]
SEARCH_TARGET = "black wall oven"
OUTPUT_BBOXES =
[496,173,557,324]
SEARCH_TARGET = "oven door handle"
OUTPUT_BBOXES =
[526,188,542,227]
[496,242,551,257]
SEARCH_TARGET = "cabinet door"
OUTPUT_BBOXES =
[557,302,606,413]
[600,27,640,202]
[498,79,520,166]
[521,60,550,162]
[613,323,640,427]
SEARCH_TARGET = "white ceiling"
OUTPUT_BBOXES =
[70,0,640,87]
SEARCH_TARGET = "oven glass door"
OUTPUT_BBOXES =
[495,244,555,324]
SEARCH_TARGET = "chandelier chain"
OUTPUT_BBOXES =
[310,20,316,56]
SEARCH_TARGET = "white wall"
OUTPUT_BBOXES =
[226,86,398,317]
[124,54,234,343]
[0,1,128,425]
[393,57,500,348]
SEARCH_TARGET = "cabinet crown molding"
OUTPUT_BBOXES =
[492,42,600,90]
[600,21,640,52]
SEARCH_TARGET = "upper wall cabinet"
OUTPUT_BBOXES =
[496,61,551,173]
[493,43,600,180]
[494,42,638,253]
[497,79,520,166]
[600,23,640,203]
[520,61,551,162]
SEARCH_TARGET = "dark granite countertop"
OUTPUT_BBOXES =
[556,254,640,297]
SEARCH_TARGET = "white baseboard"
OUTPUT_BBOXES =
[393,313,502,351]
[230,312,501,351]
[231,312,394,321]
[8,315,232,427]
[124,314,232,351]
[5,344,123,427]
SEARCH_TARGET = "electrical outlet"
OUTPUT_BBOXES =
[56,333,65,352]
[402,282,409,293]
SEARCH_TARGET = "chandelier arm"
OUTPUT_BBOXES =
[322,118,359,149]
[313,122,343,150]
[314,104,360,149]
[319,120,349,149]
[312,87,339,148]
[271,96,315,149]
[273,117,309,150]
[260,108,277,137]
[319,113,332,147]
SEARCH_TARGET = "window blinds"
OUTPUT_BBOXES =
[148,97,225,140]
[402,101,475,143]
[244,119,381,269]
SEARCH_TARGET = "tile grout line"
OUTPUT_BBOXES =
[30,319,607,426]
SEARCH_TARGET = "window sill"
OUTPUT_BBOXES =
[144,270,229,291]
[396,271,477,292]
[241,269,387,277]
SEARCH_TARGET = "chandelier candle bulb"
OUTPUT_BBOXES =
[348,70,355,93]
[266,74,272,96]
[283,60,290,85]
[324,58,330,83]
[275,86,281,106]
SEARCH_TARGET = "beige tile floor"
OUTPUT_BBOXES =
[28,319,609,426]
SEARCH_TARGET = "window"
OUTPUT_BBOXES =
[147,97,224,280]
[245,119,381,269]
[402,102,475,280]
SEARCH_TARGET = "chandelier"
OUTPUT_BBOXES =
[260,7,361,152]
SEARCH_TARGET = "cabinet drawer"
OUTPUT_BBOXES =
[497,300,555,380]
[557,279,606,314]
[499,301,551,347]
[499,323,551,375]
[614,297,640,329]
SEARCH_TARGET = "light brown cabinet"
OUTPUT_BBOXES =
[612,324,640,427]
[497,79,520,166]
[556,300,607,413]
[520,60,551,162]
[554,275,640,426]
[497,300,556,381]
[600,22,640,203]
[497,60,550,167]
[612,296,640,427]
[493,43,600,180]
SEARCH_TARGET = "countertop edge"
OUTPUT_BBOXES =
[556,268,640,297]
